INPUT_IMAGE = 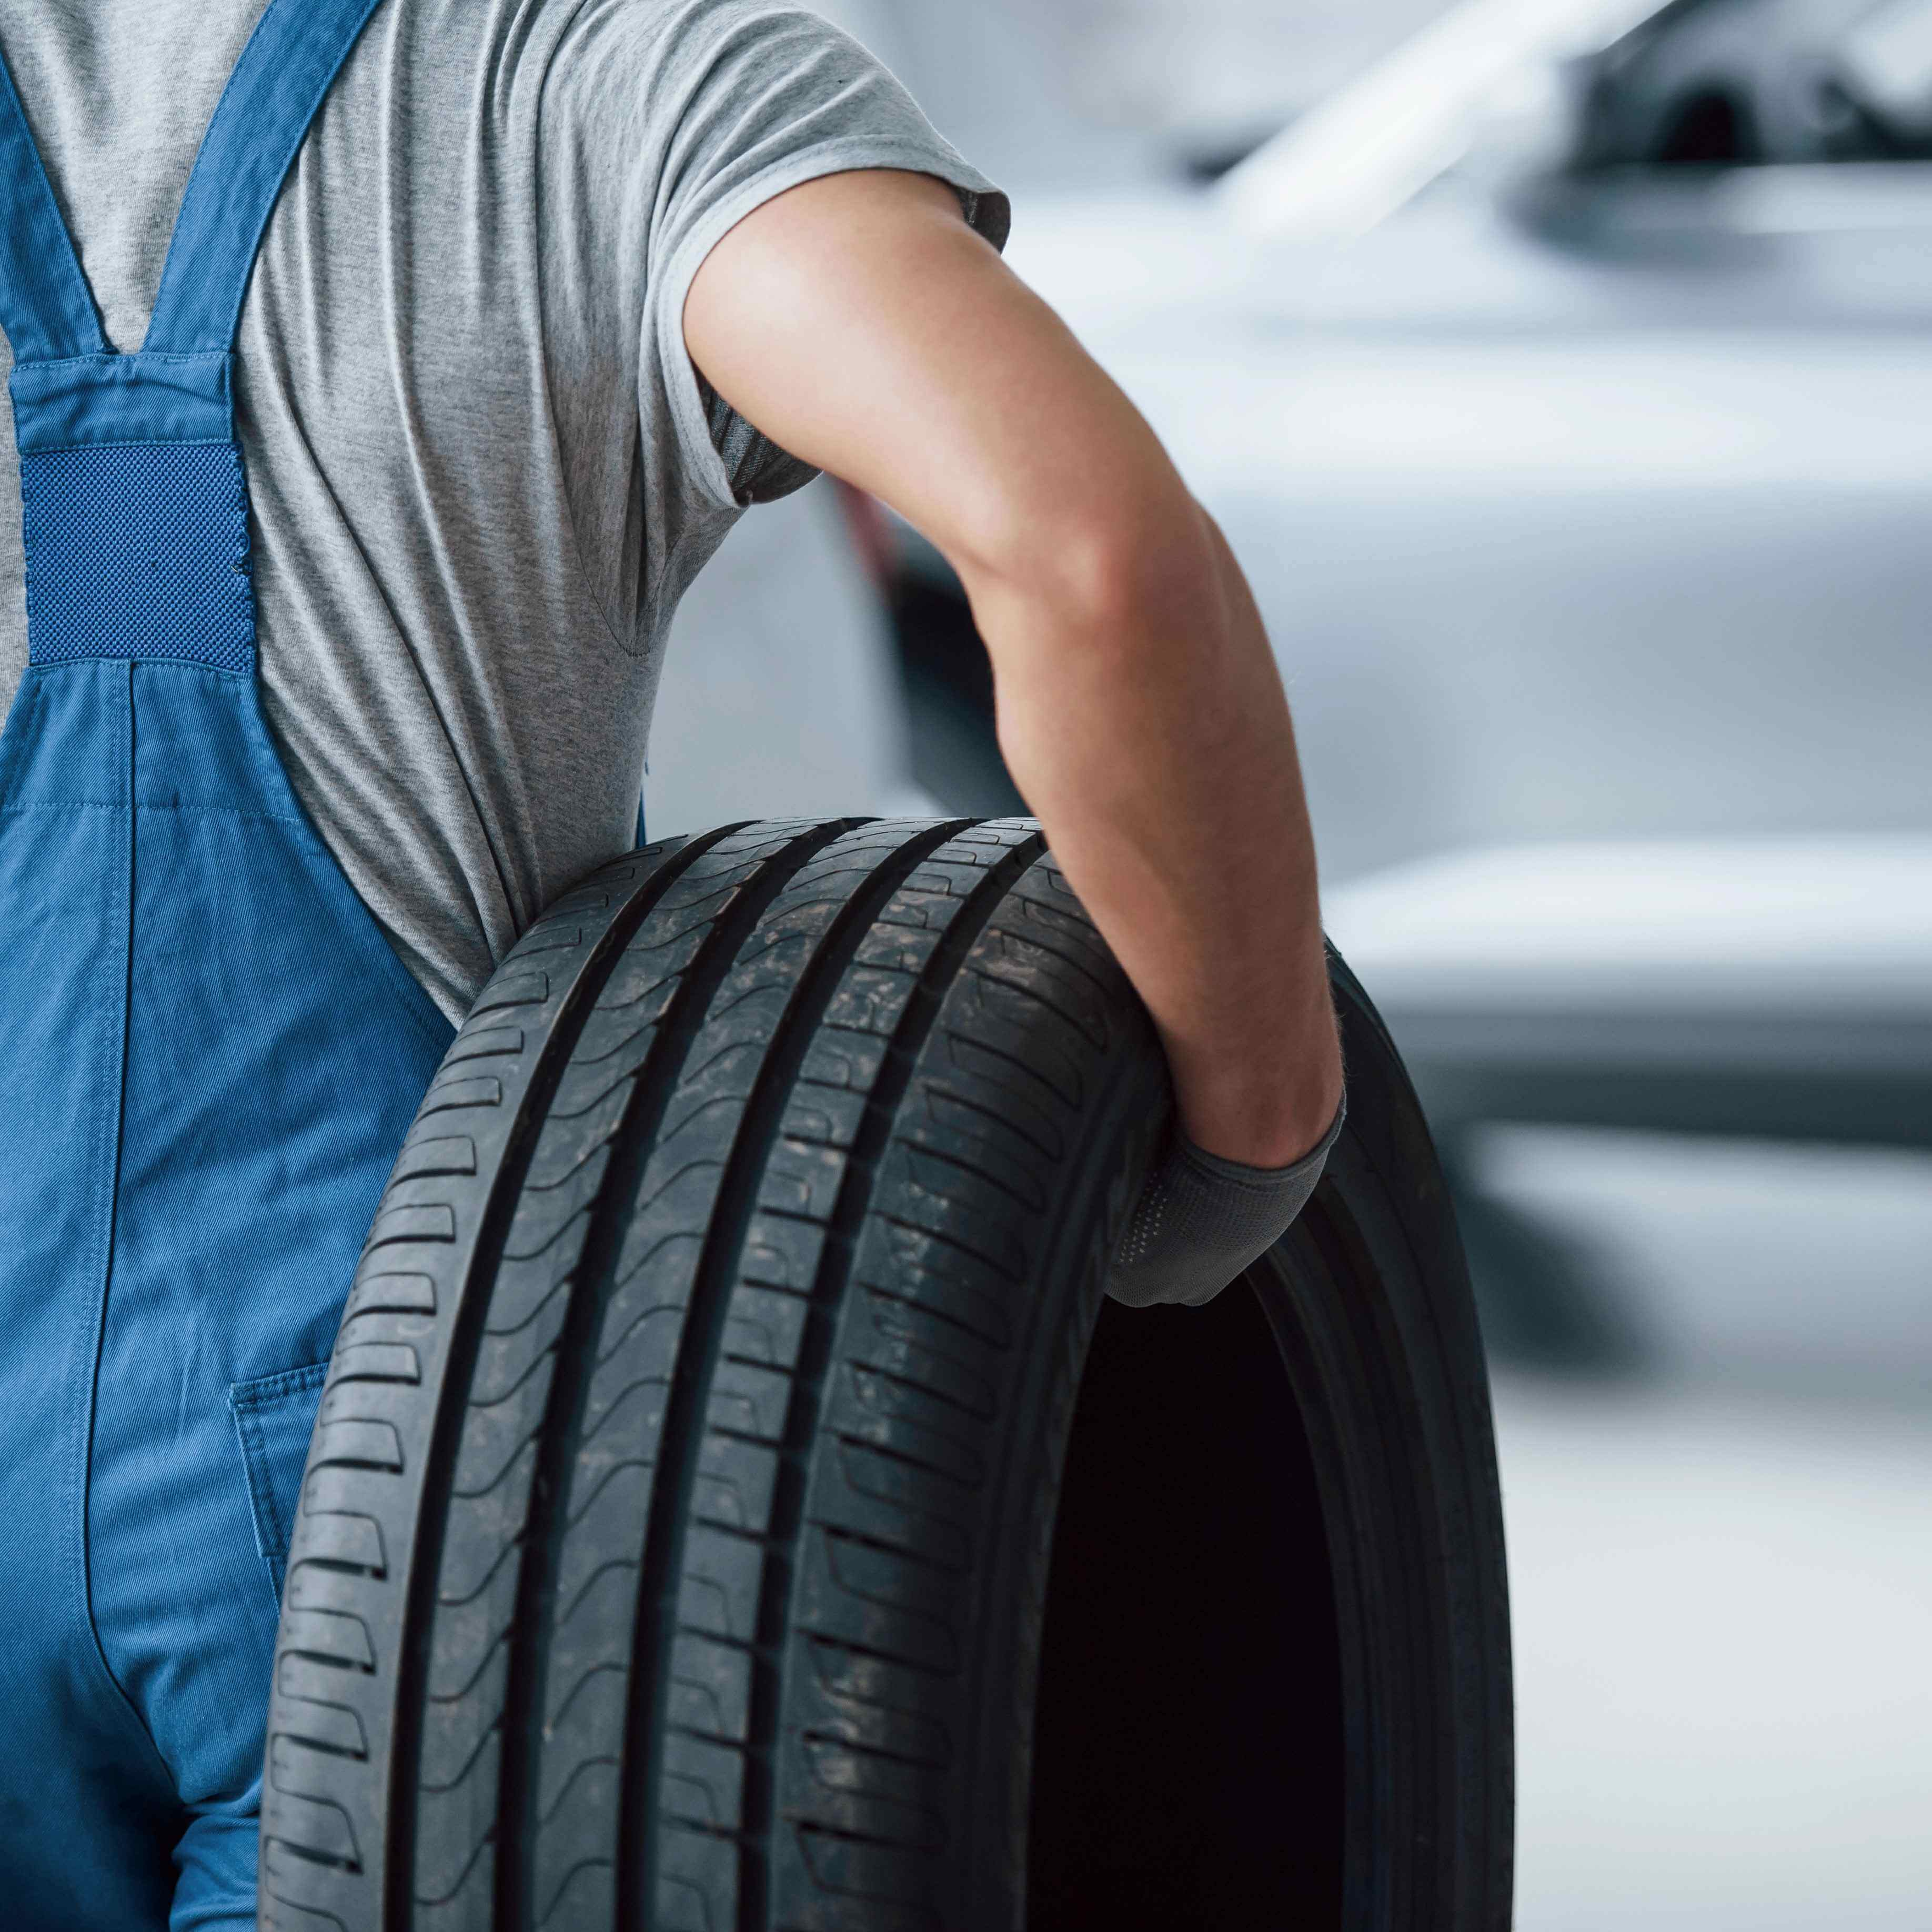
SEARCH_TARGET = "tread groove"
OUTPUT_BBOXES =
[496,819,875,1931]
[619,821,976,1932]
[380,827,730,1930]
[733,830,1045,1930]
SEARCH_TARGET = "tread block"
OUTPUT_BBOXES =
[791,1642,954,1770]
[280,1607,377,1673]
[793,1747,948,1850]
[692,1430,780,1536]
[330,1342,421,1385]
[738,1213,829,1297]
[824,1443,972,1567]
[285,1564,374,1618]
[675,1523,764,1643]
[660,1730,746,1830]
[309,1420,405,1474]
[833,1366,989,1483]
[471,969,550,1014]
[859,1284,1004,1384]
[365,1201,459,1248]
[447,1376,548,1505]
[536,1662,627,1812]
[502,1144,611,1262]
[796,1529,959,1676]
[344,1270,436,1317]
[300,1463,394,1518]
[316,1381,413,1428]
[534,1854,616,1931]
[465,1278,571,1405]
[262,1790,361,1871]
[335,1309,435,1353]
[653,1823,739,1932]
[259,1892,350,1932]
[705,1356,793,1443]
[794,1822,937,1911]
[434,1464,533,1607]
[665,1629,754,1742]
[418,1639,509,1792]
[844,1317,1000,1424]
[442,1029,524,1066]
[413,1832,496,1926]
[272,1694,369,1760]
[270,1734,369,1812]
[719,1281,812,1371]
[417,1075,505,1116]
[290,1510,387,1575]
[392,1134,481,1181]
[552,1458,652,1614]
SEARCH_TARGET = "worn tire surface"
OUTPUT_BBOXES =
[258,816,1512,1931]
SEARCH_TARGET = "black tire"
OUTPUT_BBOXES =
[259,817,1512,1932]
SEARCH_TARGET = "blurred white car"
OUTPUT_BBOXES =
[1000,0,1932,882]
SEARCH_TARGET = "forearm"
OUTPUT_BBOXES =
[683,167,1341,1166]
[963,503,1341,1168]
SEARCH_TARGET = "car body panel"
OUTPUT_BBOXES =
[1006,188,1932,882]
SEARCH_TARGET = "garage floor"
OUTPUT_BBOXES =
[1487,1130,1932,1930]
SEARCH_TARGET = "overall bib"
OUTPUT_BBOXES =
[0,2,452,1924]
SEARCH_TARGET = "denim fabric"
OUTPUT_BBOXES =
[144,0,385,355]
[230,1363,331,1605]
[0,657,449,1931]
[9,353,233,450]
[0,50,106,363]
[0,3,440,1925]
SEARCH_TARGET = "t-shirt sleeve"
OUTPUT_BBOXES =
[637,2,1010,511]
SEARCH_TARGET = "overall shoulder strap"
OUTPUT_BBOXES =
[143,0,385,356]
[0,51,107,363]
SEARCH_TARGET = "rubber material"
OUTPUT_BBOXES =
[260,818,1513,1930]
[1034,945,1516,1927]
[1108,1099,1346,1307]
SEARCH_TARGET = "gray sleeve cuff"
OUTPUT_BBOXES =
[1108,1096,1346,1310]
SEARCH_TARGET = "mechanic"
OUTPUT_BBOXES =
[0,1,1343,1924]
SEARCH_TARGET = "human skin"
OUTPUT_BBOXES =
[685,168,1343,1169]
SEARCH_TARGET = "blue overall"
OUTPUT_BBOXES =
[0,3,452,1925]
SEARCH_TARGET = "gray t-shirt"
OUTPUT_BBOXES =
[0,0,1007,1020]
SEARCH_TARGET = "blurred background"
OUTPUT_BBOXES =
[645,1,1932,1922]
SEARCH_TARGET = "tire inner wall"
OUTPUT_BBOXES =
[1028,1279,1345,1927]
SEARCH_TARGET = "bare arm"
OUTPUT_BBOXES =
[684,169,1341,1168]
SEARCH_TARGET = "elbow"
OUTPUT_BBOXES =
[961,484,1224,659]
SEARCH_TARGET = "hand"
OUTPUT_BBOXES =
[1108,1096,1345,1309]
